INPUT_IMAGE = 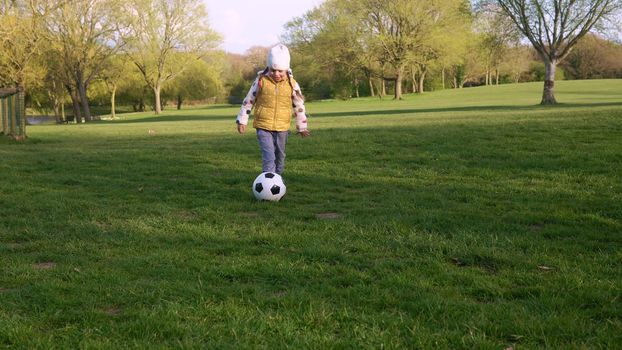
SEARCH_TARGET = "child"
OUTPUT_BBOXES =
[236,44,310,175]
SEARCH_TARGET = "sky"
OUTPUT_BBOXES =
[203,0,325,54]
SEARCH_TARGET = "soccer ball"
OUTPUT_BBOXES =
[252,172,286,201]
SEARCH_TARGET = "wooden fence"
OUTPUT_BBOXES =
[0,87,26,139]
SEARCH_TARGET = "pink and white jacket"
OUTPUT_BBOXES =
[236,69,308,132]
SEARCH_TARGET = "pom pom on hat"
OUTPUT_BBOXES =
[267,44,290,70]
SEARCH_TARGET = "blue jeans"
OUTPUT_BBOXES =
[256,129,289,174]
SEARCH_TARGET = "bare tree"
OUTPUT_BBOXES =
[349,0,470,100]
[495,0,622,104]
[0,0,48,90]
[283,0,380,98]
[44,0,124,122]
[474,2,522,85]
[244,46,270,73]
[354,0,429,100]
[122,0,220,114]
[98,55,135,119]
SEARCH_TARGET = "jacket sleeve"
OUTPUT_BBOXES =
[291,81,308,132]
[236,77,260,125]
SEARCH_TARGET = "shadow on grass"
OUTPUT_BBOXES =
[96,101,622,125]
[7,117,622,243]
[106,114,234,124]
[309,101,622,118]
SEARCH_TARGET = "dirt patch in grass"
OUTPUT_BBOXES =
[317,212,341,219]
[175,209,199,221]
[450,254,506,274]
[33,262,56,269]
[272,290,288,298]
[103,307,122,316]
[5,242,25,249]
[537,265,554,272]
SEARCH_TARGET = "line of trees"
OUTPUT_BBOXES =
[0,0,223,122]
[1,0,622,120]
[281,0,622,104]
[496,0,622,104]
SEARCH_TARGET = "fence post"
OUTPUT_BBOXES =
[1,97,8,134]
[0,88,27,139]
[10,93,17,135]
[16,87,26,138]
[7,94,13,135]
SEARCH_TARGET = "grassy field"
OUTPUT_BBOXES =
[1,80,621,349]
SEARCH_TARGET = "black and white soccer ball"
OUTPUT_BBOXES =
[252,172,286,201]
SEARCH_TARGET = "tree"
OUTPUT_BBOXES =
[122,0,220,114]
[346,0,471,99]
[562,33,622,78]
[0,1,47,90]
[498,44,534,82]
[223,52,255,104]
[283,1,370,100]
[162,55,223,109]
[457,38,488,87]
[98,55,135,119]
[411,0,472,92]
[113,65,150,112]
[43,0,124,122]
[474,2,521,85]
[244,46,270,73]
[39,45,70,122]
[353,0,427,99]
[495,0,622,104]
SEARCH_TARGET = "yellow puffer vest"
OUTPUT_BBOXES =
[253,76,296,131]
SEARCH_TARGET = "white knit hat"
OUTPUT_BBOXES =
[267,44,290,70]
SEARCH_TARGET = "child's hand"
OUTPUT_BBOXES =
[237,123,246,134]
[296,129,311,137]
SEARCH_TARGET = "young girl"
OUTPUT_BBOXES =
[235,44,310,175]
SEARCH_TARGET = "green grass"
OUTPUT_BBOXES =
[1,80,621,349]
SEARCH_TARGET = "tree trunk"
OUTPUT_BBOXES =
[110,85,117,119]
[368,77,375,97]
[394,66,403,100]
[76,74,92,122]
[72,95,82,123]
[154,85,162,114]
[53,97,61,123]
[441,67,446,89]
[177,94,183,110]
[50,81,61,123]
[394,76,402,100]
[417,70,426,94]
[541,59,557,105]
[67,85,82,123]
[380,79,386,99]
